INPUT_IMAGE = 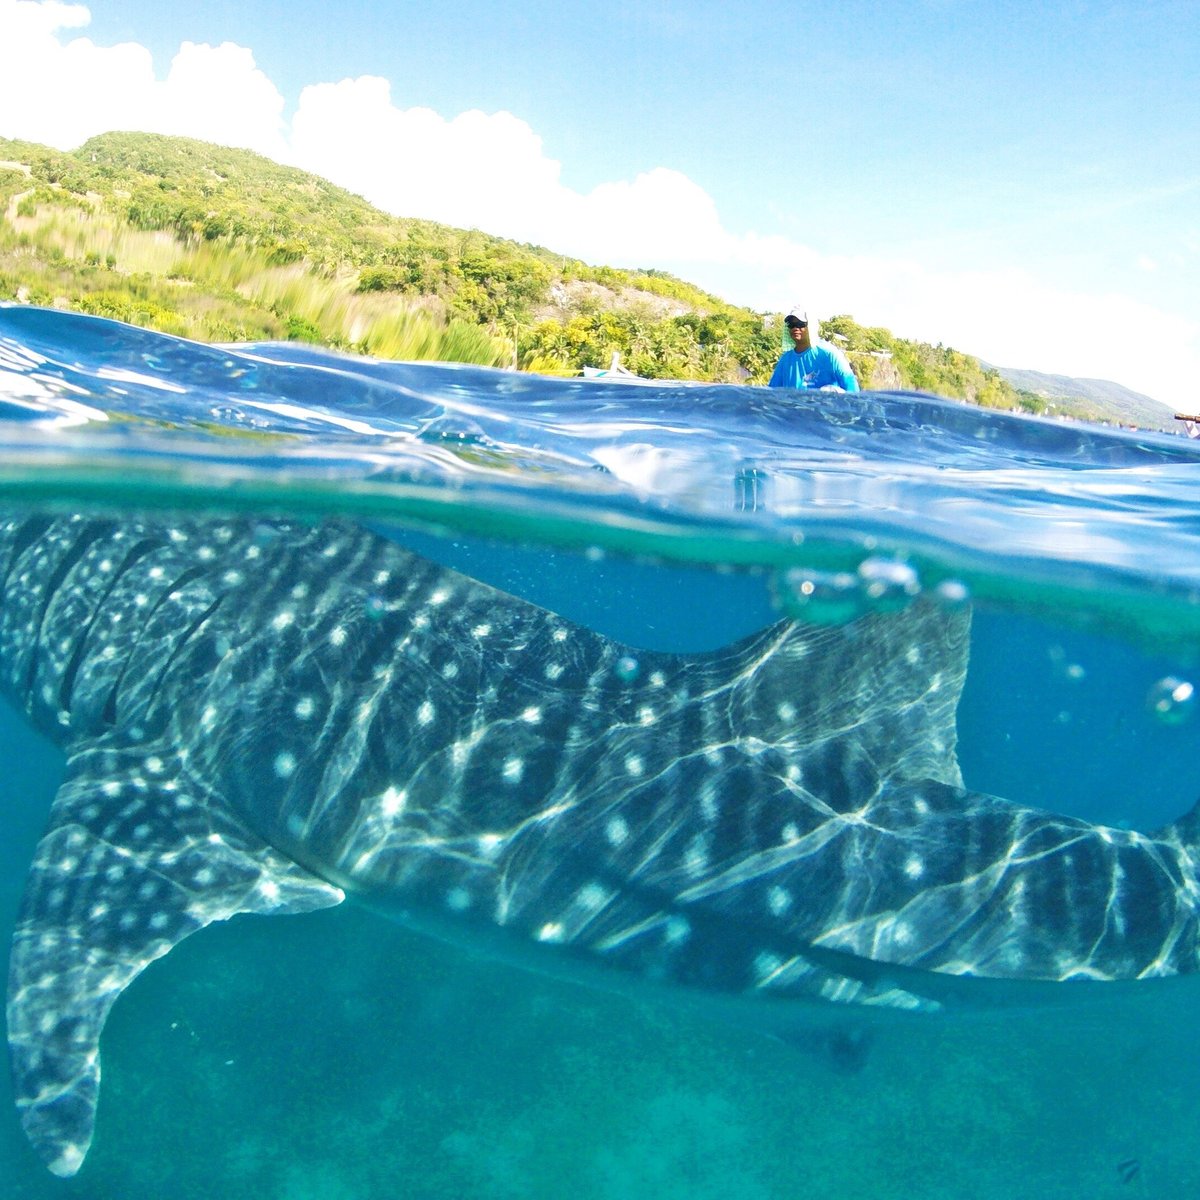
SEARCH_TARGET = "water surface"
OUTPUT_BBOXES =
[1,303,1198,1198]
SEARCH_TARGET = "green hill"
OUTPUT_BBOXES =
[0,131,1147,423]
[0,131,778,378]
[982,364,1175,431]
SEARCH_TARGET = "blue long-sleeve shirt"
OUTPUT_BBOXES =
[768,342,859,391]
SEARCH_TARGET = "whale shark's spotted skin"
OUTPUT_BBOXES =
[2,511,1199,1176]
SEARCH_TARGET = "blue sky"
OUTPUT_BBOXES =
[2,0,1198,406]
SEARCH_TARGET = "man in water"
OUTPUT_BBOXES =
[768,312,859,391]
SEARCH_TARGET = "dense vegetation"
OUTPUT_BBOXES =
[0,132,779,377]
[0,132,1128,419]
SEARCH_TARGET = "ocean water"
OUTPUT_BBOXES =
[1,301,1199,1197]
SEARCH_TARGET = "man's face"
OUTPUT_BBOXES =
[787,321,811,351]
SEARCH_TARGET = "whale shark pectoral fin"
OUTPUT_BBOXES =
[6,740,344,1177]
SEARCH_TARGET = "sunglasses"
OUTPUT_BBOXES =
[786,320,808,329]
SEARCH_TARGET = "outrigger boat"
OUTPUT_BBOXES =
[580,350,641,380]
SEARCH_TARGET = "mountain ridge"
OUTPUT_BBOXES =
[983,363,1175,432]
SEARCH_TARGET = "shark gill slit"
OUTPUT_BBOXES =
[22,519,116,702]
[57,537,162,716]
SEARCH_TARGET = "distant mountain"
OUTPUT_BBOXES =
[984,364,1178,432]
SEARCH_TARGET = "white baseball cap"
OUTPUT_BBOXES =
[785,309,818,337]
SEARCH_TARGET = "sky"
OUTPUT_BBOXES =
[1,0,1198,407]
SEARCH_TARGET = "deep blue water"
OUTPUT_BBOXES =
[2,302,1200,1197]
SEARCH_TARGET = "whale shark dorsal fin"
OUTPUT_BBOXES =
[716,597,971,792]
[6,735,343,1177]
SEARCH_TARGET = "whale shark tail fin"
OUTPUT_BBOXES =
[6,733,344,1177]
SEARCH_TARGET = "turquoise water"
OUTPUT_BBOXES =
[2,302,1200,1196]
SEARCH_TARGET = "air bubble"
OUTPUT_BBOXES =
[779,568,864,626]
[857,557,920,612]
[934,578,971,606]
[1047,645,1086,682]
[364,595,387,621]
[415,415,487,444]
[1147,676,1195,725]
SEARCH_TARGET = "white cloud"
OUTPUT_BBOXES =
[288,77,563,235]
[0,0,155,147]
[0,1,286,154]
[155,42,287,154]
[694,239,1196,400]
[1,0,1197,406]
[287,78,731,268]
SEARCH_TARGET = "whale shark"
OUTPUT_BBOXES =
[2,509,1199,1176]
